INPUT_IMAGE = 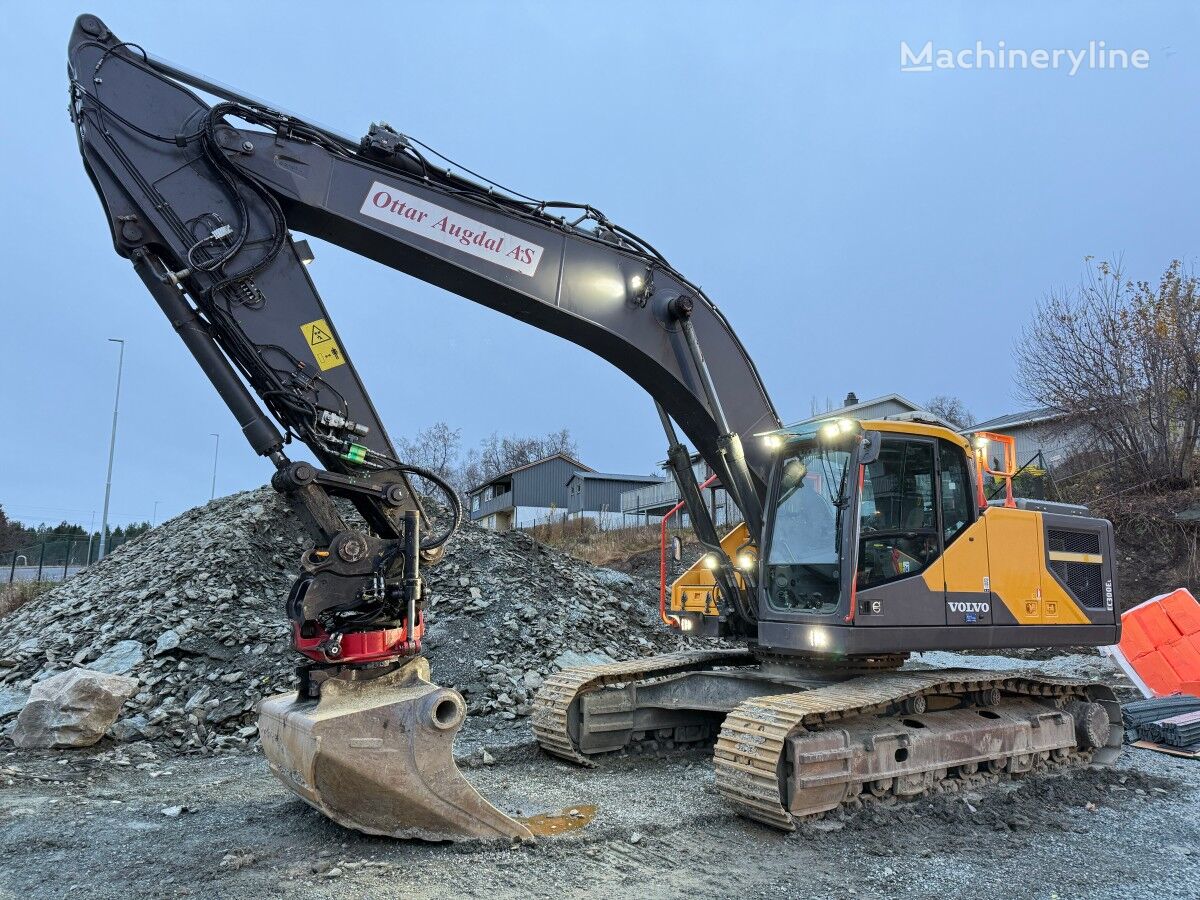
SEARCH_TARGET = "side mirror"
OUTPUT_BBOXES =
[860,430,882,465]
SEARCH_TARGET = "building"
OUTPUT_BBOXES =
[789,391,955,430]
[619,454,739,527]
[468,453,592,530]
[970,407,1076,468]
[565,472,665,527]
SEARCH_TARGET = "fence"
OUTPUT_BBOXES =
[986,451,1055,503]
[517,500,743,535]
[1,533,138,584]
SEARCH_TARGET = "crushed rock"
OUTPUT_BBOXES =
[0,487,693,753]
[910,650,1122,682]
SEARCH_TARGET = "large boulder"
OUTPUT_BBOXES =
[12,668,139,748]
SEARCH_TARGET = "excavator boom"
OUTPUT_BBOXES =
[67,13,779,840]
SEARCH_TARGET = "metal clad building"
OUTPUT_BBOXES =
[566,472,664,525]
[469,453,592,530]
[789,392,953,429]
[969,407,1076,468]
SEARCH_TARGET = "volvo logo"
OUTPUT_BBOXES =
[948,601,990,614]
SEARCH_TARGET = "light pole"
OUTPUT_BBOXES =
[98,338,124,560]
[84,510,96,566]
[209,433,220,501]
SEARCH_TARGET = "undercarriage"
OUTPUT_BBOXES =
[532,651,1122,829]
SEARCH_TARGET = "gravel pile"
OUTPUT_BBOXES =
[0,487,689,753]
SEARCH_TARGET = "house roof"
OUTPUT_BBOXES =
[467,452,592,494]
[971,406,1067,433]
[789,393,955,429]
[566,471,665,485]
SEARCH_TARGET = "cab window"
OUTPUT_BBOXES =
[857,439,938,590]
[938,439,973,545]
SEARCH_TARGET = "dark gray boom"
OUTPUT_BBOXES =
[68,14,780,639]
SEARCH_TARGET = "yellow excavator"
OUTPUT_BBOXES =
[68,14,1122,842]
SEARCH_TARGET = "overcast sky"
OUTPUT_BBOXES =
[2,1,1197,529]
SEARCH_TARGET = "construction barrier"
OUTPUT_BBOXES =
[1103,588,1200,698]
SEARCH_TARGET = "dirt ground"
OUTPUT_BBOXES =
[2,717,1197,900]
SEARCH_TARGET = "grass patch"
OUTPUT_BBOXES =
[0,580,54,619]
[528,517,694,568]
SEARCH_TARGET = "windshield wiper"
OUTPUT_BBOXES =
[829,451,851,553]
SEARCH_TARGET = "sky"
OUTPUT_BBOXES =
[2,1,1197,530]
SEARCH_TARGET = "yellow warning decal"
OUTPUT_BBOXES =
[300,318,346,371]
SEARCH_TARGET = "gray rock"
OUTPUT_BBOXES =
[110,713,149,741]
[522,670,544,691]
[153,629,180,656]
[12,668,139,748]
[593,568,635,587]
[87,640,144,675]
[0,685,29,719]
[553,650,615,671]
[184,685,212,711]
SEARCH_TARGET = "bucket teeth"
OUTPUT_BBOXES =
[258,656,533,843]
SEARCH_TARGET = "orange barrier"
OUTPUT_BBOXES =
[1104,588,1200,698]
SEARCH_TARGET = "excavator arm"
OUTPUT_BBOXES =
[67,14,780,840]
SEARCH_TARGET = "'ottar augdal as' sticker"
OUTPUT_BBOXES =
[300,317,345,371]
[359,180,544,277]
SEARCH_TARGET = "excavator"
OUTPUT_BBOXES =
[67,14,1123,842]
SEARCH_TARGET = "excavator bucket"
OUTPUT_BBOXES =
[258,657,533,842]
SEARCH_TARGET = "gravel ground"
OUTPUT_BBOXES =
[3,492,1195,898]
[1,723,1196,900]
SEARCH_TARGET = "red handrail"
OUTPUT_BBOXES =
[659,474,719,627]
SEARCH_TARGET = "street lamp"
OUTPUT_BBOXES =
[209,433,220,501]
[97,338,124,560]
[84,510,96,566]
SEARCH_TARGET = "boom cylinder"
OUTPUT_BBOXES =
[132,251,285,458]
[674,305,766,541]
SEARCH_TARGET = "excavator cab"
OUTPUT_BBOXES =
[671,419,1121,657]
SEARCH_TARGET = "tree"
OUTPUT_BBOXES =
[471,428,578,484]
[1016,258,1200,485]
[395,423,580,498]
[396,422,462,484]
[0,505,27,555]
[924,395,975,430]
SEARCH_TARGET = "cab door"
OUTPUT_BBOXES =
[936,440,992,625]
[854,436,945,626]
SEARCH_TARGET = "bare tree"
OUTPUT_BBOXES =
[397,423,580,497]
[394,421,464,506]
[395,422,462,485]
[925,395,976,429]
[1016,259,1200,484]
[461,428,579,490]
